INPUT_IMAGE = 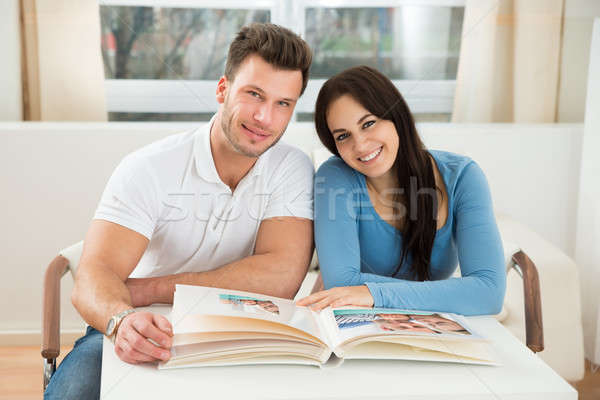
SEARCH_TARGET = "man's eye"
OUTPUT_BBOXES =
[335,133,349,141]
[362,120,375,129]
[248,91,261,98]
[278,101,290,107]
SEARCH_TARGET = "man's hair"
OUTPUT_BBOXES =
[225,23,312,96]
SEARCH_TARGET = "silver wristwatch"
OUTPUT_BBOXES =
[105,309,137,343]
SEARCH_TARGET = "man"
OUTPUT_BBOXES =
[44,23,314,399]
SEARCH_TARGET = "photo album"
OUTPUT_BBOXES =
[159,284,498,369]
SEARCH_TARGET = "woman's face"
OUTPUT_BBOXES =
[326,95,399,179]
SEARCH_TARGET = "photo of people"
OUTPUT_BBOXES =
[410,314,470,335]
[219,294,280,315]
[333,309,470,336]
[373,314,439,334]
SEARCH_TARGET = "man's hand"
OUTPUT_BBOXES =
[296,285,375,311]
[113,311,173,364]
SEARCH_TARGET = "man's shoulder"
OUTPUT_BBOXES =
[129,127,200,162]
[263,141,313,172]
[119,126,204,181]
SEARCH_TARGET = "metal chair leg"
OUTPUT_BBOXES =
[43,357,56,390]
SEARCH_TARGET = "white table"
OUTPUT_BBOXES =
[100,305,576,399]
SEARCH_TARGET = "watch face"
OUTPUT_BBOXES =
[106,318,116,336]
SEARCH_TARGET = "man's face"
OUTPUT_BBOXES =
[216,54,303,158]
[412,314,465,332]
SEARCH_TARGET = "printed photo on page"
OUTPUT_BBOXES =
[219,294,280,315]
[333,308,473,343]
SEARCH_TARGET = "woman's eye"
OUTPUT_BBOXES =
[335,133,349,141]
[362,120,375,129]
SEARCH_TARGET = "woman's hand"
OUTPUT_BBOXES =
[296,285,374,311]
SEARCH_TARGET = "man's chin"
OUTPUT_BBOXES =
[233,133,281,158]
[231,140,269,158]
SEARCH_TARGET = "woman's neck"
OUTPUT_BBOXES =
[365,169,399,198]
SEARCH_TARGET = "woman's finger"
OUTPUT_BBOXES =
[310,295,338,311]
[330,296,352,308]
[296,289,330,306]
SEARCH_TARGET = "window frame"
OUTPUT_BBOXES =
[101,0,465,119]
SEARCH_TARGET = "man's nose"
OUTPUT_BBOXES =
[253,102,273,127]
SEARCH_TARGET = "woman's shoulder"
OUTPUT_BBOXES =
[429,150,490,201]
[429,149,473,170]
[315,155,362,187]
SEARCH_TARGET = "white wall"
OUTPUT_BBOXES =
[575,17,600,366]
[0,122,583,344]
[0,0,23,121]
[557,0,600,122]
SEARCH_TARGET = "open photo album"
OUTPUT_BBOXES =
[159,284,499,369]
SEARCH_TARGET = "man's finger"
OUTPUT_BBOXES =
[132,317,172,349]
[114,343,138,364]
[117,338,158,364]
[124,325,171,361]
[153,313,173,337]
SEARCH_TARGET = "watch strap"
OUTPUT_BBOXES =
[107,308,137,343]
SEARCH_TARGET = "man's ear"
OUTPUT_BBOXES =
[216,76,228,104]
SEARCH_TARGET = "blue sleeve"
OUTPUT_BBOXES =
[314,160,400,289]
[365,162,506,316]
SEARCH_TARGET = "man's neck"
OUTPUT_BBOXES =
[209,115,258,192]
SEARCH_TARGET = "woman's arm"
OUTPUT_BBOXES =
[365,162,506,316]
[309,161,505,316]
[313,160,400,289]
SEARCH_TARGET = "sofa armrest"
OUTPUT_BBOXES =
[42,255,69,360]
[497,215,584,381]
[511,250,544,352]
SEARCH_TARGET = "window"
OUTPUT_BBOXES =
[100,0,465,122]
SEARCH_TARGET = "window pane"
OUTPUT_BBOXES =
[109,112,213,122]
[296,112,450,123]
[305,6,464,80]
[100,6,270,80]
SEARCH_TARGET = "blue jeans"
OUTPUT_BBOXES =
[44,326,103,400]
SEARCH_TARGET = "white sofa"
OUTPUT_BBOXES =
[0,121,584,381]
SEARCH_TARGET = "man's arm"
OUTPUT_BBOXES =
[128,216,314,305]
[72,220,173,364]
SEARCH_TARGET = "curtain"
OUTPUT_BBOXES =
[20,0,107,121]
[1,0,22,121]
[452,0,563,122]
[576,18,600,368]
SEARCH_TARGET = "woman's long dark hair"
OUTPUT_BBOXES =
[314,66,439,281]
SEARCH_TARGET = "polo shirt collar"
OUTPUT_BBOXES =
[194,115,271,184]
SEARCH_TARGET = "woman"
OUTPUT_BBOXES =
[297,66,505,316]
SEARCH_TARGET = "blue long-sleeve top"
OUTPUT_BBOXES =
[314,150,506,316]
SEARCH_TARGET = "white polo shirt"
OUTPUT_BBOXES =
[94,117,314,278]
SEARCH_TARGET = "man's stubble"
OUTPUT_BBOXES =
[220,92,288,158]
